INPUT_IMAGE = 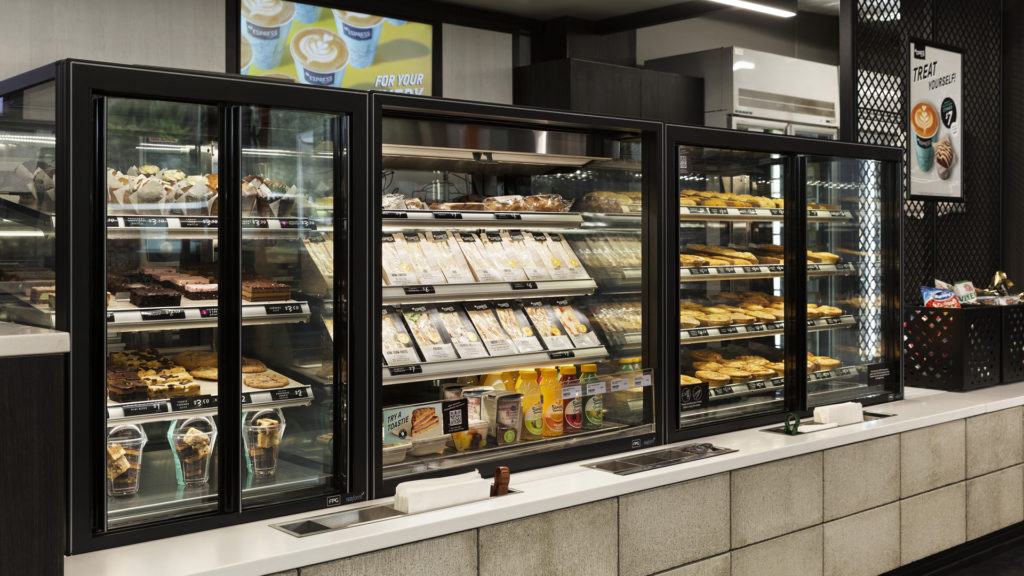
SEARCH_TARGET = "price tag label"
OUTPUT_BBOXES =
[835,263,853,271]
[719,266,736,274]
[265,303,302,315]
[738,208,757,215]
[770,377,786,386]
[807,210,820,217]
[767,322,784,330]
[685,328,710,338]
[691,267,711,275]
[609,378,630,392]
[106,216,120,227]
[830,210,847,218]
[402,286,436,295]
[750,324,766,332]
[686,206,709,214]
[495,213,522,220]
[170,395,218,412]
[388,365,423,377]
[382,210,408,218]
[585,382,607,396]
[107,311,115,323]
[562,385,582,399]
[179,217,217,228]
[768,265,785,273]
[633,373,653,388]
[548,350,575,360]
[807,264,821,272]
[141,309,185,322]
[807,319,815,327]
[825,317,844,325]
[770,209,784,216]
[708,207,728,215]
[715,386,735,396]
[242,218,269,228]
[719,326,739,335]
[270,387,308,401]
[748,381,768,390]
[122,401,169,418]
[742,265,763,273]
[199,307,218,318]
[123,216,167,228]
[511,281,538,290]
[432,211,463,219]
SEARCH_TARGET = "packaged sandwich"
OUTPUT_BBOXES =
[423,231,475,284]
[399,233,446,285]
[551,299,602,347]
[522,232,571,280]
[381,233,418,286]
[480,231,527,281]
[501,230,551,281]
[381,307,421,365]
[493,302,544,353]
[546,234,589,279]
[402,305,458,362]
[455,233,503,282]
[436,304,489,359]
[464,303,518,356]
[523,300,574,350]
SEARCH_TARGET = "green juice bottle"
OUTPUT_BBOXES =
[579,363,603,431]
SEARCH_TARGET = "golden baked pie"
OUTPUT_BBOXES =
[691,350,723,362]
[692,361,724,371]
[695,370,730,387]
[679,375,702,385]
[719,368,752,383]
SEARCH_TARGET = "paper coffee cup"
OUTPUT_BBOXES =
[911,101,939,172]
[333,10,384,69]
[240,36,254,75]
[241,0,295,70]
[293,3,322,24]
[290,27,348,87]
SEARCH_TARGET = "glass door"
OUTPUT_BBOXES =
[377,112,655,485]
[676,144,791,428]
[802,155,897,406]
[103,98,221,528]
[239,105,345,507]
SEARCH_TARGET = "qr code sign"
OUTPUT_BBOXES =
[448,409,463,427]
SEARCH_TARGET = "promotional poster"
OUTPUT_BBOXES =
[240,0,433,95]
[908,41,962,200]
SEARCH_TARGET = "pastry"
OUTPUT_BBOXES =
[190,366,219,381]
[107,369,149,402]
[695,370,730,387]
[719,368,752,383]
[935,138,955,180]
[693,361,724,371]
[679,316,701,329]
[813,356,841,370]
[767,362,785,377]
[182,283,219,300]
[680,254,709,267]
[745,366,776,379]
[807,251,840,264]
[129,286,181,308]
[242,357,268,373]
[734,355,770,365]
[244,373,289,389]
[172,350,218,371]
[700,314,731,327]
[241,279,291,302]
[679,375,702,385]
[691,350,723,362]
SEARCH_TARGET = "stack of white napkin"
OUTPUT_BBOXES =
[394,470,492,514]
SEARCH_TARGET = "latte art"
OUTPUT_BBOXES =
[911,102,939,138]
[243,0,283,18]
[300,34,340,64]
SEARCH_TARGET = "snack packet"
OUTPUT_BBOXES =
[953,281,977,305]
[921,286,960,308]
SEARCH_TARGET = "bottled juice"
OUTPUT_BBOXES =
[539,367,563,437]
[559,365,582,436]
[516,369,544,440]
[579,363,603,431]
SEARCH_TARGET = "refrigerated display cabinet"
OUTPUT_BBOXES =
[0,60,369,552]
[370,94,666,493]
[666,124,902,440]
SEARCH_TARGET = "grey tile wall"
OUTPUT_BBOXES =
[823,503,900,576]
[901,420,966,497]
[732,526,823,576]
[299,531,477,576]
[823,435,900,521]
[900,482,967,565]
[659,554,731,576]
[966,464,1024,540]
[731,453,823,547]
[965,407,1024,478]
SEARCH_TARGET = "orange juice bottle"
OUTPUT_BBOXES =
[539,367,563,437]
[516,369,543,441]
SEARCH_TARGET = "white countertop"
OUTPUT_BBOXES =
[65,383,1024,576]
[0,321,69,357]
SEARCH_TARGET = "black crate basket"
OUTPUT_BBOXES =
[904,306,1002,391]
[1002,305,1024,383]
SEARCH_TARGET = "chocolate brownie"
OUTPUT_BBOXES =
[130,286,181,308]
[182,283,218,300]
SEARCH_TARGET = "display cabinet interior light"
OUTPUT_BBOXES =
[0,133,55,145]
[733,60,757,71]
[241,148,333,159]
[136,143,195,153]
[708,0,796,17]
[381,144,604,167]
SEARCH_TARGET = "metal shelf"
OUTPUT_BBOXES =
[105,215,319,239]
[105,300,310,333]
[382,278,598,305]
[680,315,856,345]
[381,210,583,230]
[382,345,609,385]
[678,206,855,222]
[105,371,314,425]
[704,365,862,403]
[580,212,642,228]
[680,263,857,282]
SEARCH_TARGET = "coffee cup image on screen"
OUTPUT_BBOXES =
[911,101,940,172]
[293,3,322,23]
[240,36,254,75]
[333,10,384,68]
[290,28,348,87]
[241,0,295,70]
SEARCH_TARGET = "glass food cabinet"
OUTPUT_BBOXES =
[0,61,368,553]
[371,94,664,493]
[666,125,901,439]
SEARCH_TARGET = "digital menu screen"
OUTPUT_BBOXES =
[239,1,433,95]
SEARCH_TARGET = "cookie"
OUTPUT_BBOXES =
[243,373,288,389]
[173,350,218,371]
[241,357,267,373]
[190,366,219,381]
